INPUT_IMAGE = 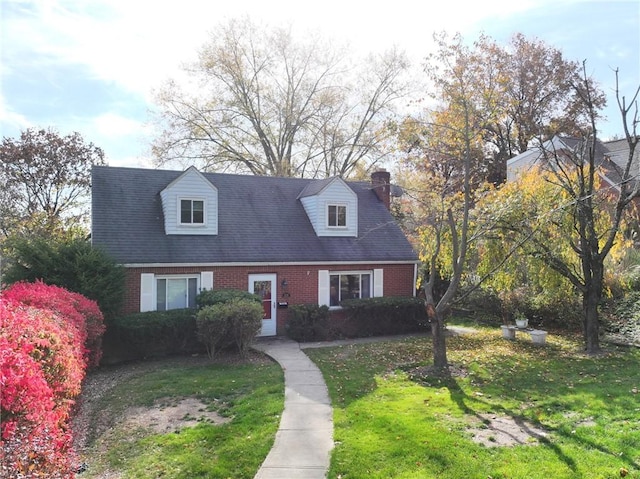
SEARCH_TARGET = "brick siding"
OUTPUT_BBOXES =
[123,263,416,335]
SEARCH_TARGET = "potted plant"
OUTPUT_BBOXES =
[514,311,528,329]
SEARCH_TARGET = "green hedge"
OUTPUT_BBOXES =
[102,309,202,363]
[196,289,261,308]
[340,297,428,337]
[196,298,263,357]
[286,304,331,342]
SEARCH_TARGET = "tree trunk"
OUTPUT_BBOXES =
[426,301,448,369]
[582,274,602,355]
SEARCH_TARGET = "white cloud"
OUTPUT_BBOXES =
[3,0,560,103]
[3,0,633,166]
[0,91,31,134]
[93,112,145,139]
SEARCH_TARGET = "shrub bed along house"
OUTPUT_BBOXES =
[339,297,429,338]
[287,297,429,341]
[102,289,264,363]
[102,309,202,363]
[286,304,331,342]
[1,282,101,478]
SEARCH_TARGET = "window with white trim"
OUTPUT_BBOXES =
[180,198,205,225]
[156,276,199,311]
[329,272,371,306]
[327,204,347,228]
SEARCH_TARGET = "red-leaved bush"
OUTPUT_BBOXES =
[0,299,84,477]
[2,281,105,368]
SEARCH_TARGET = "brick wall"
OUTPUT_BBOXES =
[123,263,416,334]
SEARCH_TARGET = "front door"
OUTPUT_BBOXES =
[249,274,277,337]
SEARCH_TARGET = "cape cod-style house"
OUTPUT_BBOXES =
[91,166,419,336]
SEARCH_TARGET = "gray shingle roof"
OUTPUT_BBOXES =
[91,166,418,265]
[507,135,640,190]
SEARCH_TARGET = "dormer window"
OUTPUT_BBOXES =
[327,204,347,228]
[298,177,357,237]
[180,198,205,225]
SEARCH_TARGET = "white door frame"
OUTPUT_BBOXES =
[249,273,277,337]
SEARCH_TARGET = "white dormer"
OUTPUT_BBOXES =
[298,177,358,237]
[160,166,218,235]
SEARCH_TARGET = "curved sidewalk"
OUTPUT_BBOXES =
[253,338,333,479]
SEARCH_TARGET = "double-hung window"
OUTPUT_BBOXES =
[180,199,204,225]
[327,204,347,228]
[329,272,371,306]
[156,276,198,311]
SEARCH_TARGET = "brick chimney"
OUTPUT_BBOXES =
[371,169,391,210]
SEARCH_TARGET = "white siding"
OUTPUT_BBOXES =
[506,151,540,181]
[300,196,318,233]
[160,167,218,235]
[300,178,358,237]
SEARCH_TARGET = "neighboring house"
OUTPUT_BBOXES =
[91,166,419,336]
[507,135,638,192]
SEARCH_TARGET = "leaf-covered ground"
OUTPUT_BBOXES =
[305,327,640,479]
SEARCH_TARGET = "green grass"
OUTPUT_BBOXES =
[80,357,284,479]
[305,326,640,479]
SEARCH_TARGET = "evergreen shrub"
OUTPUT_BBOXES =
[196,289,261,308]
[104,309,200,362]
[286,304,330,342]
[339,297,428,337]
[196,298,263,358]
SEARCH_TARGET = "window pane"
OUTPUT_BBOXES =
[361,274,371,298]
[341,274,360,300]
[188,278,198,309]
[192,201,204,224]
[337,206,346,226]
[181,200,191,223]
[328,205,337,226]
[330,275,340,306]
[254,280,272,319]
[167,279,187,310]
[156,279,167,311]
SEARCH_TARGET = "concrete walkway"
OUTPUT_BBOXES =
[253,338,333,479]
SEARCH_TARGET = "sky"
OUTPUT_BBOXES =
[1,0,639,168]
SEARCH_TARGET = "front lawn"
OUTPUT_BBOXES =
[78,356,284,479]
[305,327,640,479]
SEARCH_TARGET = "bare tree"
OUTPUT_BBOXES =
[151,17,409,178]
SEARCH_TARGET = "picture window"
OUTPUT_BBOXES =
[329,272,371,306]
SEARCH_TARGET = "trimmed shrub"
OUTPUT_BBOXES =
[1,299,86,477]
[196,288,261,308]
[286,304,331,342]
[104,309,201,363]
[196,298,263,358]
[339,297,428,337]
[2,280,105,368]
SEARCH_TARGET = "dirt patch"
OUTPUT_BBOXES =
[467,413,548,447]
[72,352,272,452]
[124,397,231,435]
